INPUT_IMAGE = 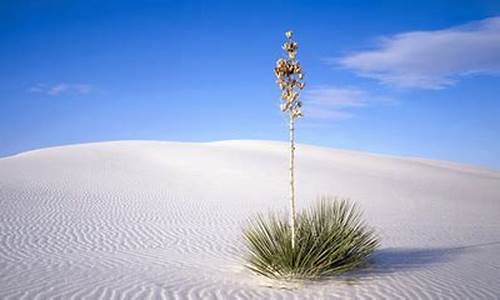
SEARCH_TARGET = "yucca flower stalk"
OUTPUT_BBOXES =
[274,30,305,249]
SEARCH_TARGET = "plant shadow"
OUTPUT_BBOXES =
[325,241,500,285]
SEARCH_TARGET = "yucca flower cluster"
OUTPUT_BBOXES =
[274,31,305,119]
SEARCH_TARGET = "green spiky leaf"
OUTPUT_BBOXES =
[242,197,380,280]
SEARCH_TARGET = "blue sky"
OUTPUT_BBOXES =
[1,1,500,169]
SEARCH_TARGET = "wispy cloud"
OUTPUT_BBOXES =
[28,83,94,96]
[334,17,500,89]
[302,86,392,121]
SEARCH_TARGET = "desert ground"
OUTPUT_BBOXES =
[1,140,499,299]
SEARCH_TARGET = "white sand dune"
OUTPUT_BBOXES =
[1,140,499,299]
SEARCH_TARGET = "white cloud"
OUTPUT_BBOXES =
[28,83,94,96]
[302,86,391,121]
[336,17,500,89]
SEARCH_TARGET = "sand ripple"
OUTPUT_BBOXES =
[1,141,499,299]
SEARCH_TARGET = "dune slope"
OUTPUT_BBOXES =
[0,140,499,299]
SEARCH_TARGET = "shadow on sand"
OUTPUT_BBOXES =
[342,240,500,281]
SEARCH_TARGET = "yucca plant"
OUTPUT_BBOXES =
[243,197,379,280]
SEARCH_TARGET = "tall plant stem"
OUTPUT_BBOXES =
[289,113,296,249]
